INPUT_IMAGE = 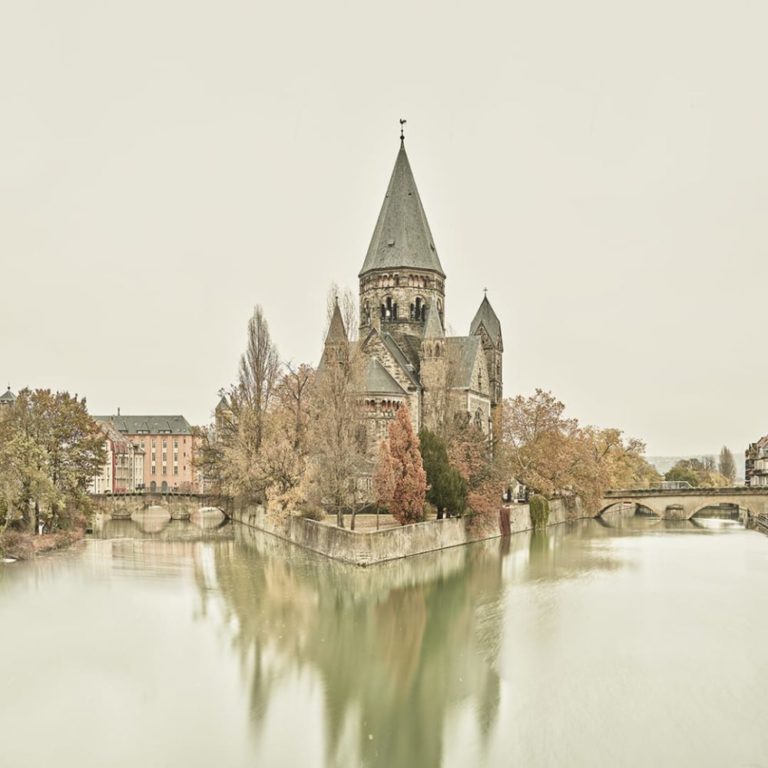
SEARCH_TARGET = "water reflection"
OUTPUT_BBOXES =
[208,529,504,767]
[92,508,232,541]
[2,516,766,768]
[207,523,633,768]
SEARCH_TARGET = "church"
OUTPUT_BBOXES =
[322,131,503,454]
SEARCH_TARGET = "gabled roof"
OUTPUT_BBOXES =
[359,142,445,278]
[0,387,15,403]
[95,419,136,449]
[215,395,229,412]
[366,358,407,397]
[470,295,502,345]
[93,415,193,435]
[379,332,420,388]
[445,336,483,389]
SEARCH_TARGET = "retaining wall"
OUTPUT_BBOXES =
[230,497,591,566]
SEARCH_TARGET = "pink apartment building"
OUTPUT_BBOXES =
[94,413,202,493]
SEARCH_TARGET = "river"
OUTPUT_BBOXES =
[1,512,767,767]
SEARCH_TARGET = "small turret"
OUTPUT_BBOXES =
[470,293,503,407]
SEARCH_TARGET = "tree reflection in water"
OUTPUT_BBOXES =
[208,527,507,768]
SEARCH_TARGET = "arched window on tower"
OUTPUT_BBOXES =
[414,297,422,319]
[421,303,428,321]
[382,297,395,321]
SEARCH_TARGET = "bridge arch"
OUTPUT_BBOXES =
[597,500,663,518]
[690,502,743,520]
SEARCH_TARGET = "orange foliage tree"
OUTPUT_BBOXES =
[376,405,427,525]
[446,421,501,528]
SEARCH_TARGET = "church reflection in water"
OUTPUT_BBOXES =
[205,526,507,768]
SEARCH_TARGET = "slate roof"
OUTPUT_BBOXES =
[366,358,407,396]
[379,332,420,388]
[325,301,348,343]
[0,387,15,403]
[470,296,502,345]
[359,143,445,278]
[94,419,140,449]
[445,336,482,389]
[94,415,193,435]
[423,306,444,339]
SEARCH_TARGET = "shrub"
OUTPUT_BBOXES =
[298,503,325,521]
[529,495,550,530]
[0,531,35,560]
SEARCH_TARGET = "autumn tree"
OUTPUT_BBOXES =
[376,405,426,525]
[307,296,367,528]
[236,305,281,453]
[501,389,657,514]
[0,389,105,535]
[719,446,737,484]
[446,419,501,528]
[373,437,396,528]
[200,305,281,500]
[256,365,316,512]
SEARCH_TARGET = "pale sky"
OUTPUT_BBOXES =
[2,1,766,459]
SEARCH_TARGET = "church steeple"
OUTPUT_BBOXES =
[359,141,445,278]
[358,136,447,342]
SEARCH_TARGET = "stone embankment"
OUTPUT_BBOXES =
[229,498,592,567]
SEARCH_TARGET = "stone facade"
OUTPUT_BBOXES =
[321,137,503,456]
[745,435,768,486]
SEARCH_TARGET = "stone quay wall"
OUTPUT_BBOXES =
[229,497,592,567]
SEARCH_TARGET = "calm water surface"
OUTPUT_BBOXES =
[2,512,768,768]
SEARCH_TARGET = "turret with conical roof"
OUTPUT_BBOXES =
[320,298,350,371]
[470,293,503,407]
[359,138,446,344]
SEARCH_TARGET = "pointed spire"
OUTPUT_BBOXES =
[359,140,445,277]
[422,305,444,339]
[470,293,502,344]
[325,298,348,344]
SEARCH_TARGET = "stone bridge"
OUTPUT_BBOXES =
[90,492,232,521]
[600,487,768,520]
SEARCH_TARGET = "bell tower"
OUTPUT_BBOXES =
[359,133,446,346]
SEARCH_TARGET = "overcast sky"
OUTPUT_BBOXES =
[2,1,766,459]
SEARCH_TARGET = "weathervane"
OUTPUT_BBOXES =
[483,287,488,298]
[400,118,407,142]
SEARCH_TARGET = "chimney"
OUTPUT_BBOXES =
[117,407,121,416]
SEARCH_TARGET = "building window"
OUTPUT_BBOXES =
[174,466,179,476]
[151,465,156,476]
[162,466,167,476]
